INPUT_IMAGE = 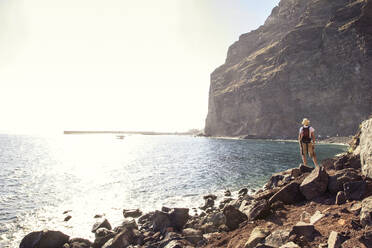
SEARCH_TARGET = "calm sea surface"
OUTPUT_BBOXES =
[0,134,346,247]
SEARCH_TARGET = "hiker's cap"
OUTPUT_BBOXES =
[302,118,310,126]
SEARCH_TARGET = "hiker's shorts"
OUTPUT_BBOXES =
[301,142,315,158]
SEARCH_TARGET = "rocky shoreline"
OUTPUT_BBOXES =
[19,119,372,248]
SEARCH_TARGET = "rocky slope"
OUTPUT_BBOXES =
[205,0,372,138]
[18,117,372,248]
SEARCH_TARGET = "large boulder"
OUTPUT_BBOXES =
[241,199,269,221]
[300,167,329,200]
[360,196,372,227]
[152,210,171,232]
[102,228,136,248]
[68,238,92,248]
[328,168,362,194]
[92,218,112,233]
[93,228,116,248]
[200,198,214,210]
[359,118,372,179]
[264,174,284,189]
[343,180,366,200]
[182,228,204,245]
[269,182,304,205]
[20,230,69,248]
[299,164,313,174]
[223,205,248,230]
[169,208,189,231]
[208,212,226,227]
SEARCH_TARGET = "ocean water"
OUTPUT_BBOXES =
[0,134,346,247]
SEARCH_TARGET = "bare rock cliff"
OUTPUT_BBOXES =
[354,117,372,179]
[205,0,372,138]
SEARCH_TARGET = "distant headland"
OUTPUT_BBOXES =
[63,130,202,136]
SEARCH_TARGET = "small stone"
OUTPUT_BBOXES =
[63,210,72,214]
[310,210,324,224]
[203,194,217,200]
[279,242,300,248]
[224,190,232,197]
[123,209,142,218]
[327,231,347,248]
[292,222,315,241]
[335,191,346,205]
[351,219,362,230]
[291,168,301,178]
[201,222,218,234]
[265,229,291,247]
[244,226,270,248]
[162,206,171,212]
[299,164,313,173]
[300,211,311,223]
[350,202,362,212]
[182,228,203,244]
[337,219,346,226]
[64,215,72,222]
[200,198,214,210]
[239,188,248,196]
[92,218,112,233]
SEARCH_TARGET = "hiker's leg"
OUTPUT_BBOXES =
[302,154,308,166]
[300,143,308,166]
[309,143,319,167]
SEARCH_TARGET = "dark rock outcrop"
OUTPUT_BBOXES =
[92,218,112,233]
[300,167,329,200]
[343,180,367,200]
[269,182,304,205]
[20,230,69,248]
[222,205,248,230]
[328,168,362,194]
[205,0,372,138]
[168,208,189,231]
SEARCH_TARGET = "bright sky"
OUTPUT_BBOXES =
[0,0,279,134]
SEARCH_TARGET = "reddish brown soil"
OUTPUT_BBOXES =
[204,197,368,248]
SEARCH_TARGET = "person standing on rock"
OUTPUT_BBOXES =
[298,118,320,168]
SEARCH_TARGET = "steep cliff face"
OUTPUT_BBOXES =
[355,117,372,179]
[205,0,372,138]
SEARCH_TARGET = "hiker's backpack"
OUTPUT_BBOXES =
[301,126,312,143]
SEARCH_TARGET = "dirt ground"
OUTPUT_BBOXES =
[204,195,370,248]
